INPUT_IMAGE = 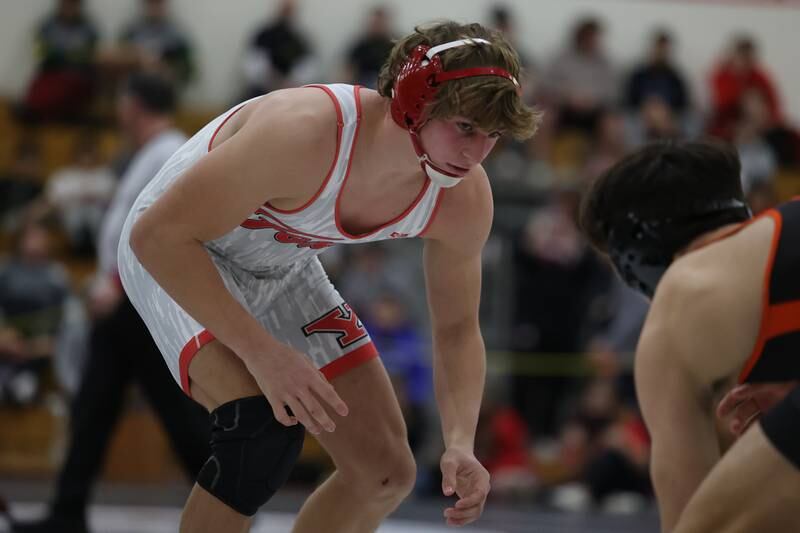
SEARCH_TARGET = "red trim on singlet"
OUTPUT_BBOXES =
[208,104,248,152]
[738,209,783,383]
[335,87,433,239]
[179,329,217,397]
[319,341,379,380]
[418,188,445,237]
[243,208,344,241]
[262,85,345,215]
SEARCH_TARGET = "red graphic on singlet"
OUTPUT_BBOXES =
[302,304,367,348]
[241,209,336,249]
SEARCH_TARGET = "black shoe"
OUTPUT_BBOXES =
[11,515,89,533]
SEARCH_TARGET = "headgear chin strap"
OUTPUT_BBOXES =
[607,199,752,298]
[390,38,520,188]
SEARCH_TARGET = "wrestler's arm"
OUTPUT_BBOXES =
[130,89,347,426]
[423,168,493,453]
[422,168,493,525]
[636,275,723,532]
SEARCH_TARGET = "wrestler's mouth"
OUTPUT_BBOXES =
[447,163,469,175]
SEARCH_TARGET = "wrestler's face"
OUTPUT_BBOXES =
[418,116,501,177]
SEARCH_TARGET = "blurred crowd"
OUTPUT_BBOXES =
[2,0,800,522]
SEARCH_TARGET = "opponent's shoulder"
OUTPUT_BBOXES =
[640,254,742,380]
[423,165,493,257]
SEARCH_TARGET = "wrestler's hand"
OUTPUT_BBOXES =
[440,447,490,527]
[717,382,798,437]
[244,344,348,435]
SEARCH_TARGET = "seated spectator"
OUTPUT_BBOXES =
[21,0,99,122]
[0,139,45,228]
[624,29,689,117]
[708,35,781,142]
[475,400,537,500]
[241,0,317,99]
[735,89,779,192]
[43,133,116,256]
[510,196,614,436]
[342,6,395,89]
[117,0,195,87]
[0,219,70,405]
[626,95,684,147]
[363,290,431,453]
[545,379,650,512]
[488,4,537,100]
[540,17,618,137]
[581,109,628,184]
[745,179,779,215]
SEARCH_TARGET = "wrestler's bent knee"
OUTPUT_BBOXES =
[196,396,305,516]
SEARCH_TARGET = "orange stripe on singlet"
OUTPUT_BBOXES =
[738,209,784,383]
[763,301,800,339]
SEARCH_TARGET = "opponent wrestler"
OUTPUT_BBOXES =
[580,140,800,532]
[118,21,540,533]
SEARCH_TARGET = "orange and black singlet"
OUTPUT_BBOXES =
[738,198,800,383]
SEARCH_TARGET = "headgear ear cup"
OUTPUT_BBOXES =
[389,38,520,188]
[391,39,518,131]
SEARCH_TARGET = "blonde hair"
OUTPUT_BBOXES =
[377,20,541,140]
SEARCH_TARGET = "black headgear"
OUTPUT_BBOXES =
[607,199,752,298]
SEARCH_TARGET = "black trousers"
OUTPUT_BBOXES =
[51,297,210,518]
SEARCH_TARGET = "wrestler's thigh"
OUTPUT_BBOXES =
[312,357,412,472]
[188,339,261,412]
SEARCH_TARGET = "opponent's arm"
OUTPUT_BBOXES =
[636,281,723,531]
[130,90,347,430]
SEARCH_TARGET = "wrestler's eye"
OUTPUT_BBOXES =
[489,130,503,139]
[457,121,474,133]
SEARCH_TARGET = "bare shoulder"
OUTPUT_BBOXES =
[219,87,341,201]
[240,87,339,154]
[642,220,771,384]
[423,165,494,257]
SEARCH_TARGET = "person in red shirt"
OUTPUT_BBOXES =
[709,35,781,141]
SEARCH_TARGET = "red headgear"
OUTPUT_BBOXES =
[389,38,520,188]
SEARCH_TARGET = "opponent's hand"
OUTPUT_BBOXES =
[440,447,490,527]
[716,382,798,437]
[243,344,348,435]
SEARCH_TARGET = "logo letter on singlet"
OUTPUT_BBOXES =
[303,304,368,348]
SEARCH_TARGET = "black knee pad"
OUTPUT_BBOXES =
[759,385,800,470]
[196,395,305,516]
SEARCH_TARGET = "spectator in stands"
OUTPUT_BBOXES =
[627,96,684,147]
[540,17,618,137]
[342,6,395,89]
[118,0,196,87]
[509,195,614,436]
[43,133,116,256]
[745,179,779,216]
[475,398,537,500]
[550,379,651,511]
[0,219,70,406]
[241,0,318,99]
[488,4,536,99]
[363,290,431,453]
[0,139,45,228]
[624,29,689,118]
[21,0,98,123]
[11,74,209,533]
[708,35,781,142]
[581,109,628,184]
[735,89,779,193]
